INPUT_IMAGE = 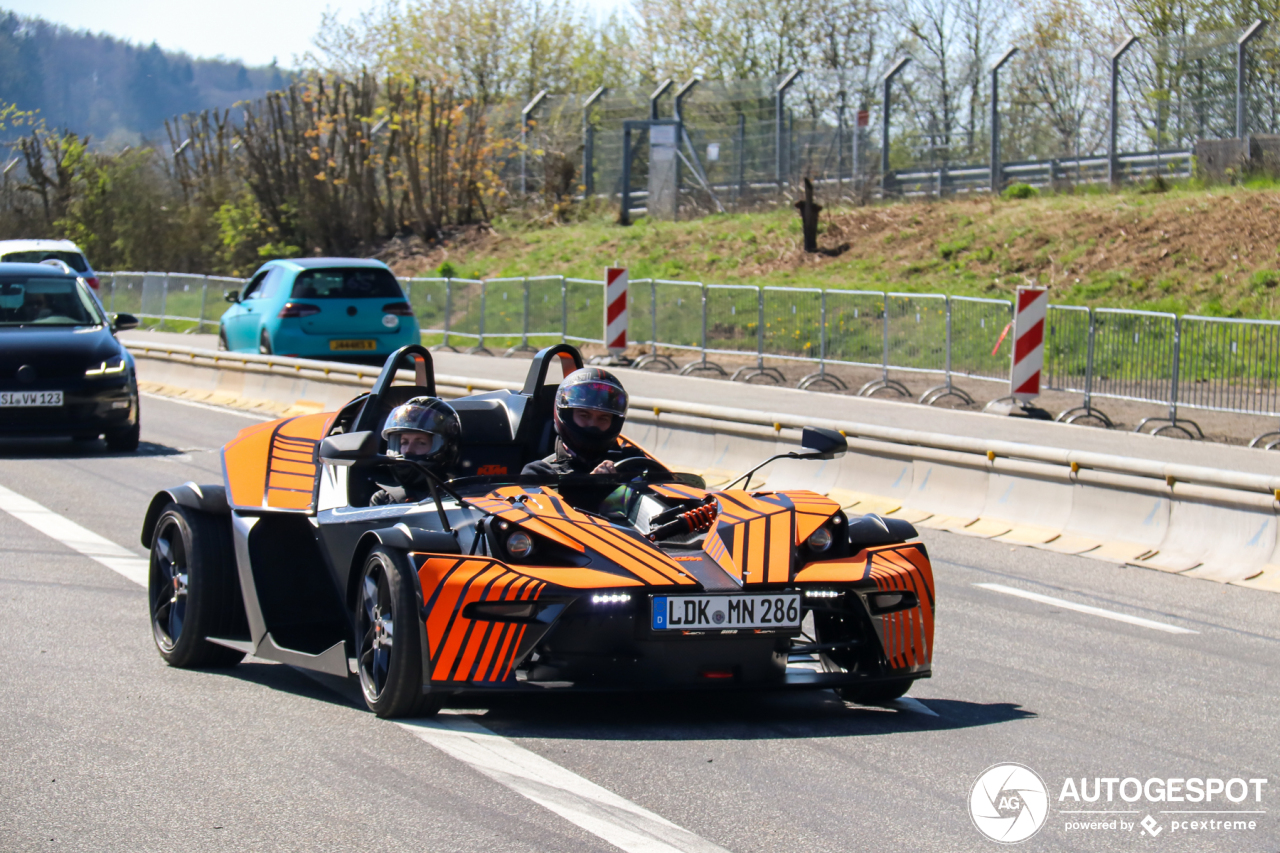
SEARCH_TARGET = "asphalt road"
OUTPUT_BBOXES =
[1,393,1278,852]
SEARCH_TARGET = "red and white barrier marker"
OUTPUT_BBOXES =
[1010,286,1048,401]
[605,267,628,356]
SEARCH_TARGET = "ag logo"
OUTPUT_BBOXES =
[969,763,1049,843]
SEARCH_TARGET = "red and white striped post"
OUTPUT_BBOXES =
[605,267,628,358]
[1010,286,1048,402]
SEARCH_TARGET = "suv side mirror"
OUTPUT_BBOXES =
[800,426,847,460]
[112,313,139,332]
[224,290,240,303]
[318,430,378,465]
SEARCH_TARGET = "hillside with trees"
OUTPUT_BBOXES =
[0,8,287,146]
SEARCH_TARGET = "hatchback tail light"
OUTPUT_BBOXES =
[382,302,414,316]
[86,276,101,290]
[279,302,321,318]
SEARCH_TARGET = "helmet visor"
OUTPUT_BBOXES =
[382,401,455,438]
[557,380,628,416]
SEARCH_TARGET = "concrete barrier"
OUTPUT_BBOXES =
[128,343,1280,594]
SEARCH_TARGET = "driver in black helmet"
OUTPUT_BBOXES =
[521,367,647,479]
[370,396,461,506]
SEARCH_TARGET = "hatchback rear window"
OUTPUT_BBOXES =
[290,268,404,300]
[1,251,89,273]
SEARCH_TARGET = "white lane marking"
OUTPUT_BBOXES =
[975,583,1198,634]
[399,715,732,853]
[891,697,939,717]
[0,483,149,586]
[141,392,272,421]
[0,482,730,853]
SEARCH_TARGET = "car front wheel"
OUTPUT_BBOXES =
[148,503,246,668]
[258,329,272,355]
[355,545,440,718]
[836,679,913,705]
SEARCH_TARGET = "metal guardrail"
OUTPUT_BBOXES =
[105,270,1280,445]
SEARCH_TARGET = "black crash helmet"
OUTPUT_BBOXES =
[382,396,461,469]
[552,367,629,458]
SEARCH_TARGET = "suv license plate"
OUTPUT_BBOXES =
[651,594,801,631]
[330,339,376,351]
[0,391,63,407]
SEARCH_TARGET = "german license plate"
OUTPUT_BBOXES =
[651,593,801,631]
[330,339,377,351]
[0,390,63,407]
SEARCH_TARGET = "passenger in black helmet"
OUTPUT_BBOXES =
[520,367,647,479]
[370,396,461,506]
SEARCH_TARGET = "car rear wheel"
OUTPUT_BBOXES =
[149,504,246,668]
[355,545,441,718]
[258,330,272,355]
[105,420,140,452]
[836,679,913,705]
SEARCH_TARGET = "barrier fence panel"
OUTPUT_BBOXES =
[950,297,1014,382]
[824,290,886,369]
[1044,304,1092,394]
[527,276,566,342]
[401,277,449,344]
[104,273,146,323]
[762,287,823,361]
[565,278,604,344]
[886,293,948,375]
[444,279,485,346]
[1179,315,1280,416]
[652,280,705,352]
[704,284,760,357]
[628,278,655,348]
[1091,308,1178,405]
[482,277,528,350]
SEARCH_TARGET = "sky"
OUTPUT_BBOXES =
[5,0,626,67]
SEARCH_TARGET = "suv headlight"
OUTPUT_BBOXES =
[85,356,127,378]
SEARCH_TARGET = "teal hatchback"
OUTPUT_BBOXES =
[218,258,419,358]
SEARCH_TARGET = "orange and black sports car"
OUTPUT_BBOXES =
[140,345,935,717]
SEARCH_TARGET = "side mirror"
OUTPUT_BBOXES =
[112,313,139,332]
[318,430,378,465]
[224,290,240,303]
[800,426,847,460]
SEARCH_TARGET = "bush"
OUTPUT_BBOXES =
[1002,183,1038,200]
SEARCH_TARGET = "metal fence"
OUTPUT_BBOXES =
[108,270,1280,444]
[502,22,1275,216]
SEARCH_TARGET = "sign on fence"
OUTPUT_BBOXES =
[1012,287,1048,401]
[605,267,628,356]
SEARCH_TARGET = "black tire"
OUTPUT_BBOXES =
[258,329,272,355]
[105,420,140,452]
[217,327,229,351]
[836,679,914,705]
[148,504,246,668]
[355,545,440,718]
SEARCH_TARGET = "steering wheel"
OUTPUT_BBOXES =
[612,456,670,478]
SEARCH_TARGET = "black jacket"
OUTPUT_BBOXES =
[520,438,646,478]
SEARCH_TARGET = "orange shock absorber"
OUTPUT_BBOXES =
[682,502,718,533]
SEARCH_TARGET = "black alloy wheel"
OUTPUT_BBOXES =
[105,418,140,452]
[355,545,440,718]
[148,504,246,668]
[258,329,273,355]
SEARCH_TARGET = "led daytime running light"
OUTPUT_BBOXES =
[804,589,840,598]
[592,593,631,604]
[85,357,126,377]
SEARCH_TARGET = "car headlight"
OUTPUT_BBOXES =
[85,356,126,378]
[505,530,535,560]
[806,526,834,553]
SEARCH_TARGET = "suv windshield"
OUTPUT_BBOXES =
[0,276,104,326]
[291,268,403,300]
[1,251,89,272]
